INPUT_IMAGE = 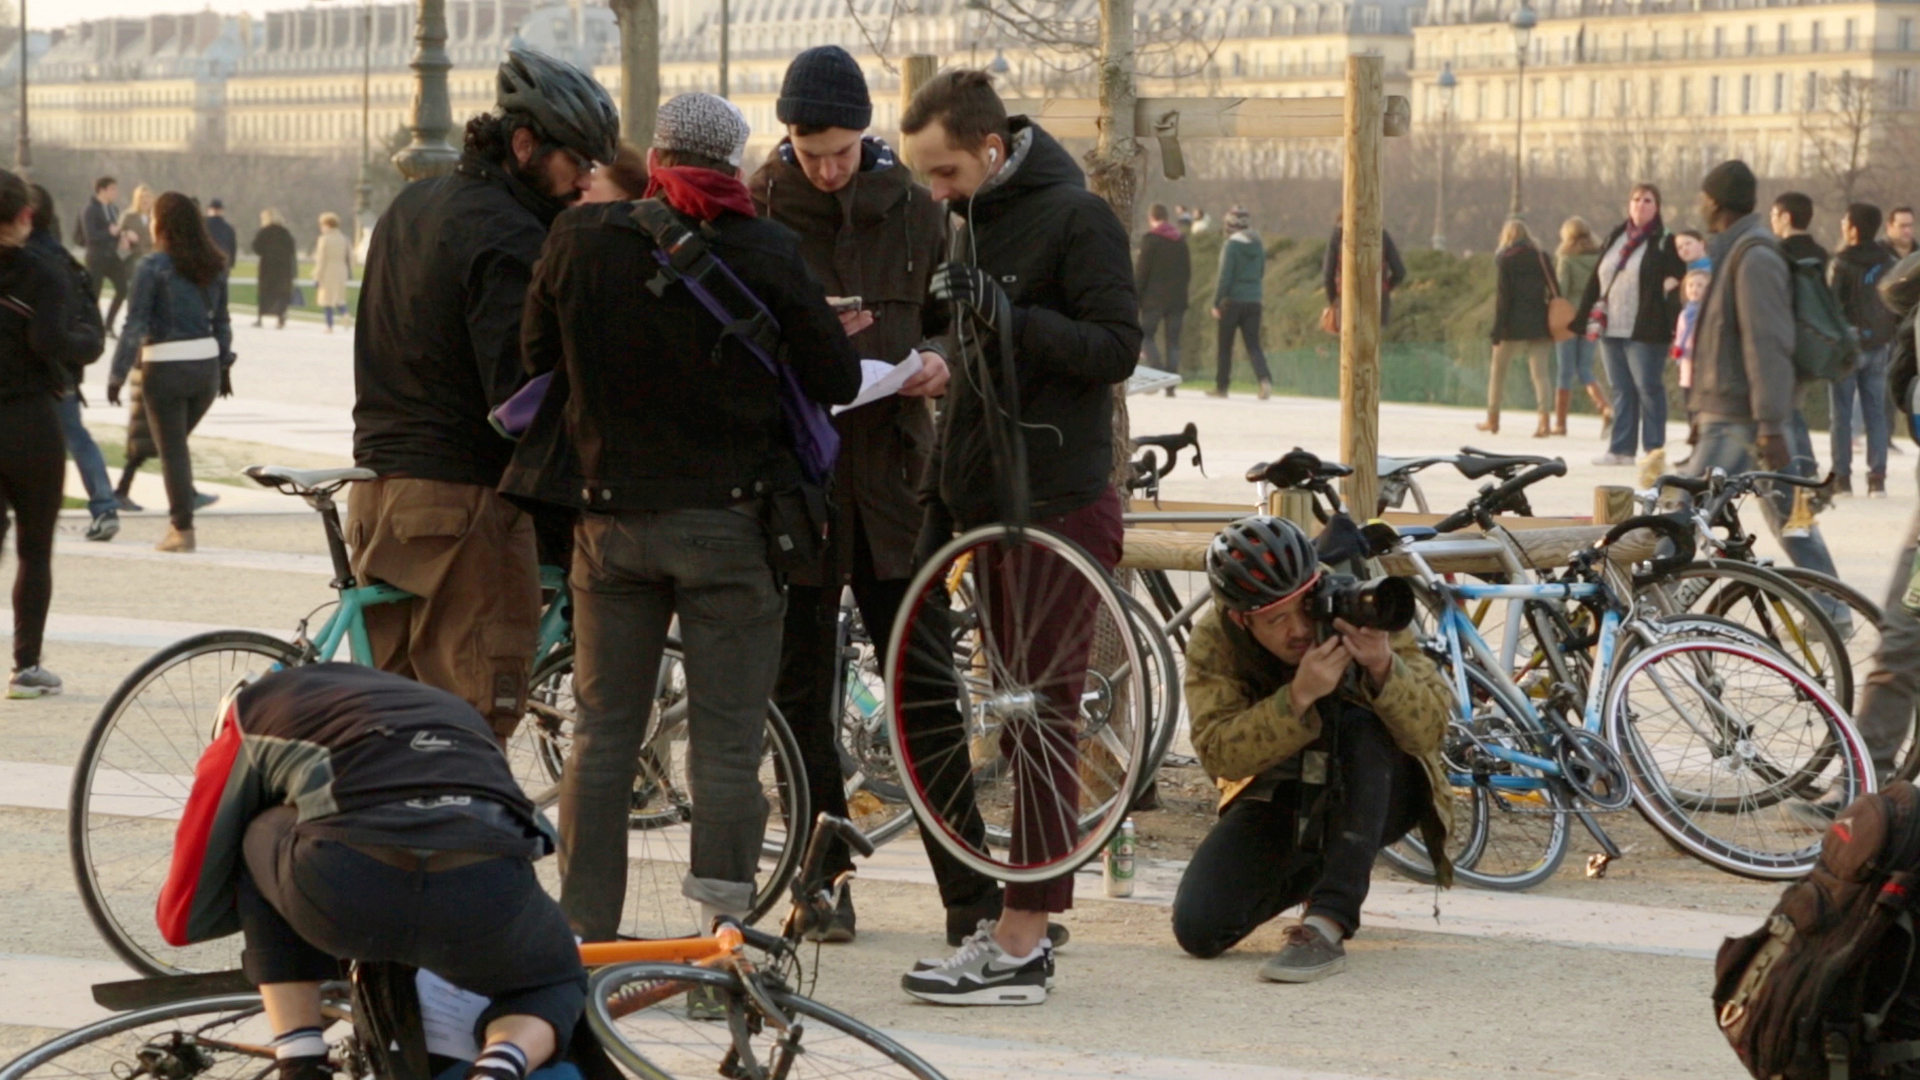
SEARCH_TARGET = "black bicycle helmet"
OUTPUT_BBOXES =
[1207,515,1321,613]
[496,45,620,165]
[1881,251,1920,320]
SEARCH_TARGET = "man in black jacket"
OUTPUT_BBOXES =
[1136,203,1191,393]
[898,69,1140,1005]
[522,92,861,942]
[350,47,616,741]
[80,177,128,335]
[1829,202,1898,498]
[203,199,238,272]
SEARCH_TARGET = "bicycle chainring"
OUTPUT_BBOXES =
[1556,729,1634,811]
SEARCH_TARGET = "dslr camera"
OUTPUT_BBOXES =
[1308,573,1416,633]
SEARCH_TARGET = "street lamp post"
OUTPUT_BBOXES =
[16,0,29,175]
[1509,2,1536,217]
[1432,60,1455,250]
[392,0,458,181]
[355,0,372,249]
[717,0,728,97]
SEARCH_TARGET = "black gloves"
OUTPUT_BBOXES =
[106,380,122,407]
[929,262,1006,331]
[220,367,234,399]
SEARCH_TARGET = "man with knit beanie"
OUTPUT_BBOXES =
[1685,159,1846,629]
[522,92,863,944]
[749,45,964,945]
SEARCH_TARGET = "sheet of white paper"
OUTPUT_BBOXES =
[832,350,925,415]
[417,969,489,1062]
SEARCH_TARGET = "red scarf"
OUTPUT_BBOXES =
[1149,221,1183,242]
[644,166,757,222]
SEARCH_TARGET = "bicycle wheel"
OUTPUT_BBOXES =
[1115,587,1183,801]
[587,962,946,1080]
[830,604,917,847]
[1605,638,1874,879]
[0,988,349,1080]
[70,630,305,977]
[513,643,809,937]
[885,524,1149,883]
[1644,560,1852,713]
[1383,661,1571,891]
[1772,566,1916,781]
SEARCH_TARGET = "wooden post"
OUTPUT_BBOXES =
[1338,54,1384,521]
[609,0,659,150]
[1593,485,1635,524]
[1269,489,1319,533]
[901,54,937,130]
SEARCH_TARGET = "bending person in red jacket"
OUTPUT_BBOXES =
[158,663,585,1080]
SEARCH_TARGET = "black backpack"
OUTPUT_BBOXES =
[59,249,105,368]
[1714,783,1920,1079]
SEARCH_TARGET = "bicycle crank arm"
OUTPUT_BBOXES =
[1571,806,1623,858]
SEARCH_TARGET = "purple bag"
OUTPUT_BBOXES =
[489,371,552,440]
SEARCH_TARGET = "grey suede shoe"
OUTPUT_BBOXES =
[1257,924,1347,984]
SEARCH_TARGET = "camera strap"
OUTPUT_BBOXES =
[1293,705,1346,855]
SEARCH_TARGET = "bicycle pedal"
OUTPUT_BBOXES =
[1585,852,1612,879]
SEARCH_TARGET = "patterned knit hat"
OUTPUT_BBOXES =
[653,92,751,169]
[1225,206,1251,231]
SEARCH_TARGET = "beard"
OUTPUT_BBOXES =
[512,157,581,206]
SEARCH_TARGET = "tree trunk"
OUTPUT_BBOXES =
[608,0,659,151]
[1087,0,1140,495]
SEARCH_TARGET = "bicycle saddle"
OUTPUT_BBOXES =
[1453,454,1550,480]
[1376,454,1452,476]
[245,465,378,492]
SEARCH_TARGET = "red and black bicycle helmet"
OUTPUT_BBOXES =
[1207,515,1320,613]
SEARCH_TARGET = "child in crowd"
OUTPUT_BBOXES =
[1668,267,1709,477]
[1675,229,1710,274]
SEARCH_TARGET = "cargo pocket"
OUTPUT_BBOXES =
[391,504,473,543]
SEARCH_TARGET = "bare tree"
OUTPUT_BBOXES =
[1800,71,1884,209]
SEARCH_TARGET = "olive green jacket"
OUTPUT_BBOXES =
[1184,603,1456,885]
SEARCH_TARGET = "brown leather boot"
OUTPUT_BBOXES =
[1553,389,1572,435]
[156,527,196,554]
[1475,409,1499,434]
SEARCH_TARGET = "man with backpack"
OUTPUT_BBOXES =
[1767,192,1833,496]
[519,91,861,942]
[1830,203,1899,498]
[29,185,115,542]
[1687,163,1844,585]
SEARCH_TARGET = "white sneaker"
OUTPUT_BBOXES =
[8,665,63,699]
[901,925,1050,1005]
[1591,453,1635,466]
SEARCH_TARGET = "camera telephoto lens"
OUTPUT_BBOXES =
[1312,574,1416,632]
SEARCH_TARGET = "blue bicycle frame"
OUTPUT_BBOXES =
[296,564,572,665]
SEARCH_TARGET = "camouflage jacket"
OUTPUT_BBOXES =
[1185,603,1456,885]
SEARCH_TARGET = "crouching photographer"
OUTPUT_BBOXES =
[1171,516,1454,984]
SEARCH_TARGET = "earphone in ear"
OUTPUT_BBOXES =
[988,148,999,165]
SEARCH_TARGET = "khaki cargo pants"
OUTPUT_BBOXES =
[347,477,541,738]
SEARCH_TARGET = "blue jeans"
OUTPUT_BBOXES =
[1556,336,1597,390]
[1601,338,1669,457]
[57,390,116,518]
[323,304,348,329]
[1686,419,1841,581]
[1830,344,1891,481]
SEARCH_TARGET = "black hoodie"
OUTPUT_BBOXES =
[927,119,1142,528]
[1831,241,1899,349]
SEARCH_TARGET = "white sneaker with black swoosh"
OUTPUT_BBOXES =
[900,925,1049,1005]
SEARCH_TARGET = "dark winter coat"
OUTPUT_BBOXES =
[1831,241,1900,349]
[0,240,76,402]
[204,215,238,268]
[250,224,297,316]
[1492,241,1554,343]
[1572,217,1686,344]
[1135,226,1191,313]
[354,153,558,488]
[924,119,1141,529]
[28,227,104,385]
[516,197,862,512]
[749,137,945,585]
[1322,225,1408,325]
[81,198,120,263]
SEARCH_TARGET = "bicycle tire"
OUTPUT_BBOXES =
[829,605,918,848]
[0,988,349,1080]
[1604,638,1874,880]
[1643,559,1853,713]
[586,962,947,1080]
[70,630,306,977]
[885,524,1149,883]
[1770,566,1918,782]
[511,642,810,936]
[1113,587,1182,801]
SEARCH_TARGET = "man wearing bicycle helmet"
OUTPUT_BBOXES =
[159,664,587,1080]
[351,46,617,741]
[1173,516,1453,984]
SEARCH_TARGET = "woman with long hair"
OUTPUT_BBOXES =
[119,184,156,269]
[1554,216,1610,436]
[106,191,233,553]
[0,167,80,698]
[250,208,296,328]
[1482,218,1556,437]
[313,211,353,332]
[1572,183,1686,466]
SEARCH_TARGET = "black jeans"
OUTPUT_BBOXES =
[559,507,786,939]
[236,806,587,1054]
[1140,308,1184,375]
[0,396,65,670]
[141,358,219,530]
[1215,301,1271,392]
[87,251,130,332]
[1171,707,1426,958]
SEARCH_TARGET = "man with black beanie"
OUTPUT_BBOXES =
[748,44,952,944]
[1686,160,1844,585]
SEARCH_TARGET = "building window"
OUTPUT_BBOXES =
[1779,22,1790,55]
[1902,19,1915,51]
[1812,21,1823,52]
[1363,5,1380,32]
[1746,25,1757,56]
[1589,78,1600,117]
[1532,79,1542,117]
[1742,73,1753,113]
[1562,35,1573,63]
[1713,27,1724,57]
[1896,69,1915,108]
[1806,71,1819,110]
[1617,77,1630,116]
[1710,75,1722,114]
[1559,76,1572,115]
[1844,18,1856,52]
[1476,81,1487,119]
[1774,71,1786,111]
[1648,77,1662,116]
[1651,30,1662,59]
